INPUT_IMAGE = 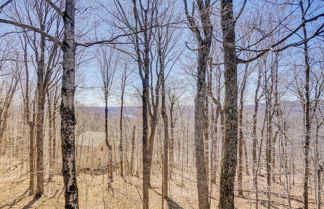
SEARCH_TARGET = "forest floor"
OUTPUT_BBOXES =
[0,157,319,209]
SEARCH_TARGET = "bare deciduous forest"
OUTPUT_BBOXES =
[0,0,323,209]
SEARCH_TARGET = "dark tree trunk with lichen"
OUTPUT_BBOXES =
[61,0,79,208]
[219,0,238,208]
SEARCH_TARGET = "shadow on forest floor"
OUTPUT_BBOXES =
[0,189,29,209]
[166,197,184,209]
[150,187,184,209]
[21,196,40,209]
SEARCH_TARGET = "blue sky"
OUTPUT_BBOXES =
[0,0,323,107]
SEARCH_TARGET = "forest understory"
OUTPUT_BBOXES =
[0,157,318,209]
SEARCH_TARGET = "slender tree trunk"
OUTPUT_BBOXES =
[142,29,150,209]
[265,98,273,209]
[130,126,136,176]
[169,104,175,173]
[238,65,249,196]
[61,0,79,207]
[147,105,159,185]
[211,108,219,184]
[29,102,36,195]
[253,68,262,209]
[301,3,311,208]
[35,30,46,197]
[160,58,169,207]
[48,92,54,181]
[105,96,113,186]
[52,99,57,174]
[119,80,125,177]
[22,38,36,195]
[315,120,322,209]
[219,1,239,208]
[193,40,211,209]
[243,139,249,176]
[142,78,150,209]
[204,95,210,187]
[237,94,244,197]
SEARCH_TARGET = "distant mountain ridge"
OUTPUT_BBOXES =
[77,100,323,119]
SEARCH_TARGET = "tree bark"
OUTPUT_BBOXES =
[301,2,311,208]
[130,126,136,175]
[219,1,239,208]
[183,1,213,208]
[61,0,79,208]
[29,102,36,195]
[35,30,46,197]
[105,95,113,186]
[169,102,175,170]
[160,47,169,207]
[119,74,125,178]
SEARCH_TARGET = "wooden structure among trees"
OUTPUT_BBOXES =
[76,131,108,171]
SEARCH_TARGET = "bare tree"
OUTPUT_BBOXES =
[183,0,213,208]
[97,46,118,186]
[0,53,19,152]
[119,63,131,178]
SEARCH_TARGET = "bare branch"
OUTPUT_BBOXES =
[0,18,63,46]
[44,0,64,17]
[238,14,324,64]
[0,0,13,13]
[234,0,247,23]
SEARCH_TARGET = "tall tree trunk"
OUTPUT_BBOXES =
[35,30,46,197]
[219,1,239,209]
[192,39,211,209]
[61,0,79,207]
[142,29,150,209]
[160,58,169,207]
[52,94,58,175]
[237,92,244,197]
[238,64,250,196]
[169,103,175,172]
[301,2,311,208]
[29,102,36,195]
[252,68,261,208]
[47,91,54,181]
[142,74,150,209]
[119,79,125,177]
[105,96,113,186]
[204,94,210,186]
[315,120,322,209]
[265,96,273,209]
[211,107,219,184]
[147,101,159,185]
[23,41,36,195]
